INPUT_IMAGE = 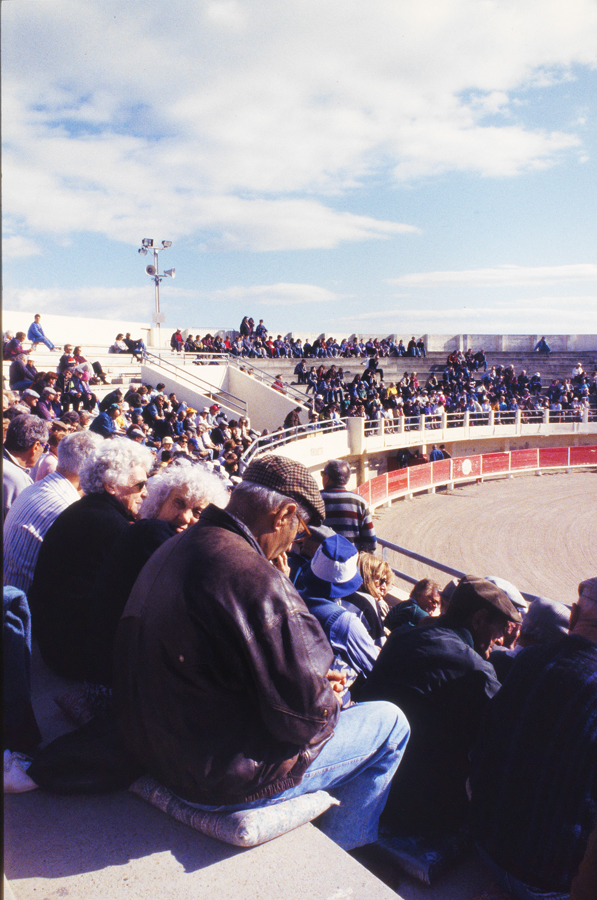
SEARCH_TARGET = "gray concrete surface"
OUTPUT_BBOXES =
[5,650,401,900]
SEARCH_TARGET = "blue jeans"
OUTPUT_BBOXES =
[188,701,409,851]
[477,846,569,900]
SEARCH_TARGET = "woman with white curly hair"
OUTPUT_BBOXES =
[28,438,155,681]
[82,459,230,686]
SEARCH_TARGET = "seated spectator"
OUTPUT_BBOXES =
[470,578,597,899]
[356,552,394,627]
[170,328,184,352]
[9,353,37,392]
[362,575,521,834]
[534,336,551,355]
[123,332,147,360]
[78,459,230,687]
[89,403,122,438]
[3,415,49,519]
[298,535,381,690]
[58,344,77,374]
[114,455,409,851]
[3,430,101,593]
[33,421,70,481]
[36,387,59,421]
[110,333,128,353]
[27,314,55,351]
[27,438,154,680]
[5,332,31,361]
[384,577,441,632]
[73,346,109,384]
[99,387,124,412]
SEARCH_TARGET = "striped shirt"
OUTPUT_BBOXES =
[3,471,80,593]
[320,487,377,552]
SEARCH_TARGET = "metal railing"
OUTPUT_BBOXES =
[225,356,313,408]
[143,351,248,416]
[239,417,347,471]
[378,536,539,602]
[363,404,596,437]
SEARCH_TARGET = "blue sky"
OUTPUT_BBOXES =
[3,0,597,336]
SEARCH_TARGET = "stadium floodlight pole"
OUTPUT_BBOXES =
[137,239,175,349]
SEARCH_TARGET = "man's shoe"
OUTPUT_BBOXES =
[4,750,38,793]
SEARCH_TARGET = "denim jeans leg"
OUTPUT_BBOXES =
[269,701,409,850]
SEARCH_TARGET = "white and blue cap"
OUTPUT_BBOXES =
[302,534,363,599]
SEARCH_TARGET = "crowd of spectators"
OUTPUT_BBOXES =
[3,364,597,895]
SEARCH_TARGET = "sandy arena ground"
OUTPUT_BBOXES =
[375,469,597,605]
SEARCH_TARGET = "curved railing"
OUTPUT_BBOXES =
[356,444,597,510]
[239,418,347,471]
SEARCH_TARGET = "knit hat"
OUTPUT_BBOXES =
[242,454,326,525]
[300,534,363,599]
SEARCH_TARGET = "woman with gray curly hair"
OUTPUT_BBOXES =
[139,458,229,530]
[82,459,230,686]
[27,438,155,681]
[79,438,154,517]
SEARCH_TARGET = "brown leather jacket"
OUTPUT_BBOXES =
[114,505,339,804]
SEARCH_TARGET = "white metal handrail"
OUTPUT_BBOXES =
[144,352,248,416]
[239,418,347,471]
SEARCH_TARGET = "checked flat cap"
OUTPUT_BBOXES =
[242,455,326,525]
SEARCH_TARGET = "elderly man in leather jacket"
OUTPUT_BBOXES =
[114,455,409,850]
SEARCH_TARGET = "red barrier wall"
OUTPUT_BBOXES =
[356,445,596,508]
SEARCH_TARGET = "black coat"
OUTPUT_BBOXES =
[362,618,500,832]
[28,491,135,680]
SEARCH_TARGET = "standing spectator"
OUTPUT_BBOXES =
[3,415,49,519]
[27,314,55,351]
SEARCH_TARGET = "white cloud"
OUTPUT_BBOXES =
[2,285,196,321]
[3,235,42,259]
[3,0,597,249]
[334,294,597,333]
[387,264,597,288]
[203,282,345,306]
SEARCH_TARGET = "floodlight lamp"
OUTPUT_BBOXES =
[138,247,148,255]
[142,238,154,247]
[162,240,172,248]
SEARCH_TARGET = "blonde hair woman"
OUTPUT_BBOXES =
[358,552,393,622]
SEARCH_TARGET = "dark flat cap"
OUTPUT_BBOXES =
[452,574,523,624]
[242,454,325,525]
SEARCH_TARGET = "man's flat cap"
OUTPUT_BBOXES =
[452,574,523,623]
[242,455,326,525]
